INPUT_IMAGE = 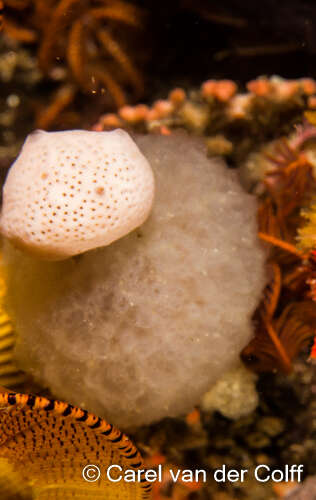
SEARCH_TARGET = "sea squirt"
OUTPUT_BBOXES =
[1,131,267,428]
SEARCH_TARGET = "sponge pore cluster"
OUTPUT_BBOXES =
[4,133,266,428]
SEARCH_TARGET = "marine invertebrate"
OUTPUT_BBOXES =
[0,129,155,260]
[3,0,145,129]
[0,387,151,499]
[94,77,316,131]
[241,136,316,373]
[309,333,316,362]
[92,79,316,374]
[94,76,316,164]
[2,0,36,43]
[298,201,316,250]
[91,77,316,373]
[3,132,266,427]
[0,251,24,388]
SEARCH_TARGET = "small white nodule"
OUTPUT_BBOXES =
[0,129,155,260]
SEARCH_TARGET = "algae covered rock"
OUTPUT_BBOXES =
[4,133,266,428]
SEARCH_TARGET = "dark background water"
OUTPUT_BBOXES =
[145,0,316,98]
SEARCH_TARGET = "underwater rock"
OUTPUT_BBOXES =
[3,133,266,428]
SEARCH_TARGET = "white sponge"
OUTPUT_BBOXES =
[4,133,267,428]
[0,129,155,260]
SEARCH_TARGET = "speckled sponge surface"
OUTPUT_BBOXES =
[0,129,154,259]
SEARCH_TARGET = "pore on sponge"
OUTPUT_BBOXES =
[4,133,266,428]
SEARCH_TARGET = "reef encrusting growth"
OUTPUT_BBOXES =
[94,76,316,166]
[3,133,266,428]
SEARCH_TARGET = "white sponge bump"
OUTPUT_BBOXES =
[0,129,155,260]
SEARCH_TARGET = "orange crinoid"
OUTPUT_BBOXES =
[242,136,316,373]
[3,0,145,128]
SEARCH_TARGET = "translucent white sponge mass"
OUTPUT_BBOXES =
[4,133,267,428]
[0,129,155,260]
